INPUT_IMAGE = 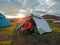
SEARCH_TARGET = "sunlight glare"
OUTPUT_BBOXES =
[17,13,25,18]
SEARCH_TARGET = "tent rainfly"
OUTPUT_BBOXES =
[0,13,11,27]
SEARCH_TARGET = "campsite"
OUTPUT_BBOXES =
[0,15,60,45]
[0,0,60,45]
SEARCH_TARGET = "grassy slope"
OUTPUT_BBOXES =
[0,20,60,45]
[0,22,17,45]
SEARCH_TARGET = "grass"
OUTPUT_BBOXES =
[0,22,17,45]
[0,19,60,45]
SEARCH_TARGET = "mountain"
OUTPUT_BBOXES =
[42,14,60,19]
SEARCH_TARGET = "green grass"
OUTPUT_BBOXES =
[0,20,60,45]
[0,22,17,45]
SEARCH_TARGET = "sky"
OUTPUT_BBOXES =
[0,0,60,16]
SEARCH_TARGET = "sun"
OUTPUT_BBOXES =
[17,9,26,18]
[17,13,25,18]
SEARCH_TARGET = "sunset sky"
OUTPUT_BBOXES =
[0,0,60,16]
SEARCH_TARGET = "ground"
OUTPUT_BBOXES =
[0,19,60,45]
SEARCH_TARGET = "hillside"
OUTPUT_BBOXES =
[42,15,60,19]
[0,20,60,45]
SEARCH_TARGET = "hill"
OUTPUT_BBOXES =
[42,14,60,19]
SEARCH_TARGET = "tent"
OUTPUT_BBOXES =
[33,13,52,34]
[0,13,11,27]
[16,13,52,34]
[53,18,60,23]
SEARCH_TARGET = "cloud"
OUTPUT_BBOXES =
[0,0,40,15]
[48,0,60,14]
[0,0,60,16]
[0,0,24,15]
